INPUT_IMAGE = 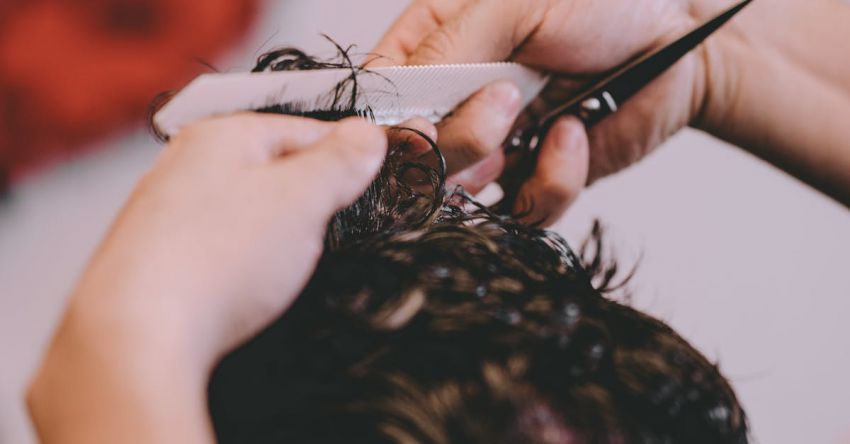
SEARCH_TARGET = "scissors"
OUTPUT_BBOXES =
[498,0,753,213]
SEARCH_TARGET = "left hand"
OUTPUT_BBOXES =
[369,0,723,225]
[27,114,389,443]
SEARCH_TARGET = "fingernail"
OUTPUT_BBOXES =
[552,119,582,152]
[485,81,522,116]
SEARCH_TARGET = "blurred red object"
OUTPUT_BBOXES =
[0,0,258,186]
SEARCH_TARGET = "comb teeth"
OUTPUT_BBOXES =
[255,102,375,122]
[354,64,548,126]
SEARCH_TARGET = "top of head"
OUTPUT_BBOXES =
[182,43,750,444]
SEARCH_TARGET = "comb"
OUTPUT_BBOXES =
[153,63,549,137]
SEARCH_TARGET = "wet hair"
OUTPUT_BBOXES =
[198,44,749,443]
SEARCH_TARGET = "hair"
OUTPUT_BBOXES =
[176,43,749,444]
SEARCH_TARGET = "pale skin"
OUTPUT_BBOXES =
[370,0,850,224]
[27,115,396,443]
[28,0,850,442]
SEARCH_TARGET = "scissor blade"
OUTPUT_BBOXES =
[542,0,752,127]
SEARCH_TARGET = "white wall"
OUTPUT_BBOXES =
[1,1,848,442]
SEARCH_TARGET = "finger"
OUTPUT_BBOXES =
[584,57,695,183]
[448,149,505,195]
[368,0,467,67]
[175,113,337,162]
[272,118,388,220]
[514,116,589,227]
[406,0,544,65]
[437,80,522,175]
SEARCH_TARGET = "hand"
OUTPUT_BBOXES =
[28,114,389,443]
[372,0,736,225]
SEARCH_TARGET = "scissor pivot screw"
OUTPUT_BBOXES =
[581,97,602,112]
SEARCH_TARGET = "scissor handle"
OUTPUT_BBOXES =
[496,0,753,216]
[504,87,621,154]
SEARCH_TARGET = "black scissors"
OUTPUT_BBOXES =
[499,0,753,213]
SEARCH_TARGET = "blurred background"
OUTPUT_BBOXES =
[1,1,848,443]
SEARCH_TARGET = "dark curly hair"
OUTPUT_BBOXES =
[202,43,749,444]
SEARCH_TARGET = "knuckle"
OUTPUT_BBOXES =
[413,28,454,62]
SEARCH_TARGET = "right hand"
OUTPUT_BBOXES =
[372,0,747,224]
[27,115,390,443]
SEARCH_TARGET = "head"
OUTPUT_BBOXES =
[168,44,748,444]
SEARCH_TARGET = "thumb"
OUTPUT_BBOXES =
[407,0,542,65]
[274,118,388,219]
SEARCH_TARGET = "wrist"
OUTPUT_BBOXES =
[690,26,750,137]
[28,303,212,443]
[687,16,850,205]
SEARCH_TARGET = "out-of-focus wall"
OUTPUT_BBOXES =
[1,1,848,443]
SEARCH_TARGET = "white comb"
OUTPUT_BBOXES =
[153,63,548,137]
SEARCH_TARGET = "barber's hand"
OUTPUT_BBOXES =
[28,114,389,443]
[84,114,387,357]
[372,0,730,225]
